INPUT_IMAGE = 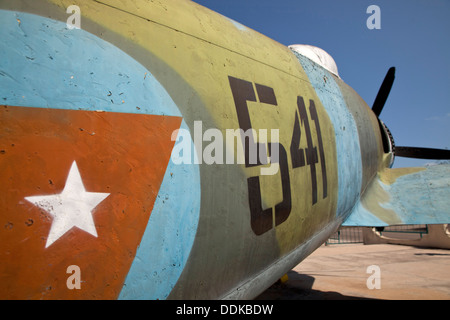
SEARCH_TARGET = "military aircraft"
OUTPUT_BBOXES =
[0,0,449,300]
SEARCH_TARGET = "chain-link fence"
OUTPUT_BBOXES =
[325,225,429,245]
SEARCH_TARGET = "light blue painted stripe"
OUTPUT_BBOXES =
[0,10,180,117]
[342,199,388,227]
[119,120,201,300]
[292,51,363,218]
[344,165,450,226]
[224,17,249,32]
[1,11,201,299]
[380,165,450,224]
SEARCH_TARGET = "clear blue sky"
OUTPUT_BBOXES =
[193,0,450,168]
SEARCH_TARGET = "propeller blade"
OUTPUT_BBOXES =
[395,146,450,160]
[372,67,396,117]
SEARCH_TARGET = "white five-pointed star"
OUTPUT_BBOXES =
[25,161,110,248]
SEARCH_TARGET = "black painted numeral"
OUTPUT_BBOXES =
[290,97,327,205]
[228,76,328,236]
[229,76,291,235]
[291,97,318,205]
[309,100,328,200]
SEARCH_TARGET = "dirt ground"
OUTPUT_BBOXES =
[256,243,450,300]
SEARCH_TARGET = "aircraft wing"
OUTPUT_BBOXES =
[343,164,450,226]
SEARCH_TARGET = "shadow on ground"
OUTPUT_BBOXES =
[255,270,377,300]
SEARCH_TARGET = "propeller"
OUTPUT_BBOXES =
[394,147,450,160]
[372,67,395,117]
[372,67,450,161]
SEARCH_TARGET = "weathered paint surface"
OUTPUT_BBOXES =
[292,51,363,219]
[344,165,450,226]
[119,120,201,300]
[0,105,182,299]
[0,11,180,117]
[0,7,200,299]
[0,0,449,300]
[336,80,382,190]
[25,160,111,249]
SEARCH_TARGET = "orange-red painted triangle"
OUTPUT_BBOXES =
[0,106,182,299]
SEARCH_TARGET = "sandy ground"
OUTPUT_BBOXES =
[256,243,450,300]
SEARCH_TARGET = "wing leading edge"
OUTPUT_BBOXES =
[343,164,450,227]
